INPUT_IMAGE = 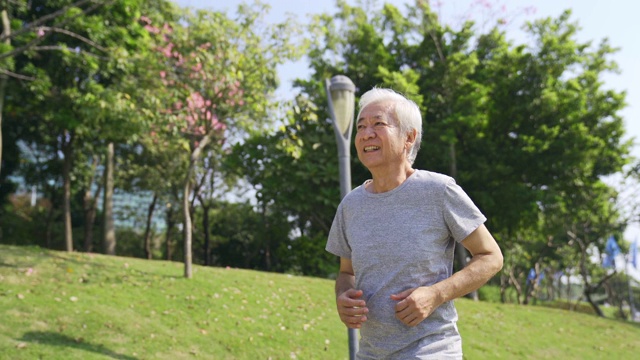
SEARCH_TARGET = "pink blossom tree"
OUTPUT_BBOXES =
[141,4,302,278]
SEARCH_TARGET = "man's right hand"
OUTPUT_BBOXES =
[337,288,368,329]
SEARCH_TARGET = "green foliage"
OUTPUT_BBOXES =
[291,2,631,297]
[227,94,344,277]
[194,201,291,272]
[477,284,502,303]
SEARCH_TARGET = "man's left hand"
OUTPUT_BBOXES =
[391,286,443,327]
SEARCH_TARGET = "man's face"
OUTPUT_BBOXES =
[355,101,407,171]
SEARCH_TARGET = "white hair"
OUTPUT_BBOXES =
[357,88,423,165]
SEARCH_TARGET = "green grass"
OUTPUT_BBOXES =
[1,245,640,359]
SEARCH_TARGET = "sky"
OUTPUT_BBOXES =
[174,0,640,242]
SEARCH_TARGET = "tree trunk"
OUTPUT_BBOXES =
[83,155,101,252]
[45,199,55,249]
[262,202,271,271]
[165,202,174,261]
[584,287,605,317]
[83,186,99,252]
[143,193,158,259]
[183,131,216,278]
[500,273,507,303]
[0,9,10,178]
[103,142,116,255]
[183,167,193,278]
[62,134,74,252]
[571,233,607,317]
[198,197,211,266]
[524,262,542,305]
[508,268,523,304]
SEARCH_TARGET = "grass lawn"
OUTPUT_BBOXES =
[1,244,639,359]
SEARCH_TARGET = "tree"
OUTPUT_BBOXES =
[228,95,344,277]
[141,2,303,278]
[240,1,631,292]
[0,0,107,179]
[3,0,173,252]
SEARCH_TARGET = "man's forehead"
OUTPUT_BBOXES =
[359,101,394,120]
[358,101,395,122]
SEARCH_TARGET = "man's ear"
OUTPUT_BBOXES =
[406,128,418,149]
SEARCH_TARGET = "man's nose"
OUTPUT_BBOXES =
[361,125,376,139]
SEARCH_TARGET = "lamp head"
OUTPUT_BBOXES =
[328,75,356,136]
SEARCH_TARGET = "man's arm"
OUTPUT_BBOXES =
[335,257,369,329]
[392,224,503,326]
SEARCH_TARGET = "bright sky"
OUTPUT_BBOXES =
[175,0,640,241]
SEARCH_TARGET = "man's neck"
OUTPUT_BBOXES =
[367,164,415,193]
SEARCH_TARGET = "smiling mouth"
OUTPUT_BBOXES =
[363,146,380,152]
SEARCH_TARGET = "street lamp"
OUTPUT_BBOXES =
[326,75,356,201]
[326,75,357,359]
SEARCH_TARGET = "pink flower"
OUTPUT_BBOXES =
[187,92,206,109]
[145,25,160,34]
[213,121,226,131]
[160,43,174,57]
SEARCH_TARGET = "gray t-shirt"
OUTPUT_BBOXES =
[326,170,486,359]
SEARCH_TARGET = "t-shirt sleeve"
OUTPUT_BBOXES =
[325,203,352,259]
[442,178,487,243]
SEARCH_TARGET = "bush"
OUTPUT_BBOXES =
[540,299,597,315]
[478,285,502,303]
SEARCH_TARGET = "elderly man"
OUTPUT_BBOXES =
[326,87,503,359]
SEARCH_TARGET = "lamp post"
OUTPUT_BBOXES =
[326,75,357,359]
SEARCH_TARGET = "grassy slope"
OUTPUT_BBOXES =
[1,245,639,360]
